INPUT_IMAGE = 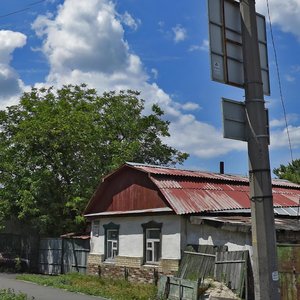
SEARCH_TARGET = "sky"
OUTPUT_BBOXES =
[0,0,300,176]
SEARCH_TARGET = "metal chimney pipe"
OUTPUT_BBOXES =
[220,161,224,174]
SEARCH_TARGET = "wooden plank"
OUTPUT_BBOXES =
[184,251,216,258]
[215,260,246,264]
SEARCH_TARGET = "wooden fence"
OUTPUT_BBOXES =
[178,245,227,280]
[175,245,253,299]
[158,275,200,300]
[278,244,300,300]
[214,250,250,299]
[38,237,90,275]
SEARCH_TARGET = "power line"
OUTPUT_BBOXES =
[0,0,47,19]
[265,0,294,162]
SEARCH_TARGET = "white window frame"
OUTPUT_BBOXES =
[145,228,161,264]
[92,220,100,237]
[106,229,118,261]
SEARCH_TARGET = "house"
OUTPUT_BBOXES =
[84,162,300,282]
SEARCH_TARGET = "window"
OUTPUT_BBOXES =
[103,222,120,261]
[142,221,162,265]
[106,229,118,259]
[146,228,161,264]
[92,220,100,237]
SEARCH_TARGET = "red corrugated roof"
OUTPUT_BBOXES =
[127,163,300,215]
[129,163,299,188]
[131,163,249,182]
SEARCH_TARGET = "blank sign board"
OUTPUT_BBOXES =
[222,98,270,143]
[222,98,246,141]
[208,0,270,95]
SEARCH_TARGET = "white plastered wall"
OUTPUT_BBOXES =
[184,222,253,257]
[90,215,254,261]
[90,214,182,259]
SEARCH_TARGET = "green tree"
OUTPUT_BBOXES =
[0,84,188,236]
[273,159,300,184]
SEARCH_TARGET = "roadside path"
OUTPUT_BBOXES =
[0,273,108,300]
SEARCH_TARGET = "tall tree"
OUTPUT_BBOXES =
[0,84,188,236]
[273,159,300,184]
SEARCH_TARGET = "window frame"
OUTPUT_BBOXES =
[103,222,120,262]
[92,220,100,237]
[142,221,162,265]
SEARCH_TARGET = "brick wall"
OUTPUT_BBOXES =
[115,256,143,268]
[98,263,165,284]
[87,254,179,283]
[159,259,180,272]
[87,253,104,275]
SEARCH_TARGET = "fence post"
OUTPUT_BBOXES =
[60,238,64,274]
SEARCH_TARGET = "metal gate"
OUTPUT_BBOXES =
[278,244,300,300]
[39,237,90,275]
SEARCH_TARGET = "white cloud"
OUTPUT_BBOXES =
[32,1,131,78]
[256,0,300,40]
[270,114,299,128]
[285,74,295,82]
[30,0,248,160]
[166,114,246,158]
[181,102,201,111]
[271,125,300,149]
[0,31,27,63]
[120,11,140,31]
[189,39,209,52]
[0,30,27,109]
[151,68,158,80]
[172,24,187,43]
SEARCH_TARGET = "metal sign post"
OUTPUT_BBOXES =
[207,0,280,298]
[208,0,270,95]
[240,0,280,298]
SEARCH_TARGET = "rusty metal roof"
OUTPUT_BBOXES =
[126,163,300,215]
[191,215,300,232]
[128,162,299,188]
[128,162,249,182]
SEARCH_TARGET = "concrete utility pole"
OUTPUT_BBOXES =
[240,0,280,299]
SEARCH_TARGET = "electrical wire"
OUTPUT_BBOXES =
[265,0,294,162]
[0,0,47,19]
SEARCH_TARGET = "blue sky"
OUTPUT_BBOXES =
[0,0,299,176]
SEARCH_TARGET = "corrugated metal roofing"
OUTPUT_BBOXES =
[130,163,249,182]
[191,215,300,232]
[128,162,300,188]
[86,163,300,216]
[126,163,300,215]
[217,207,300,217]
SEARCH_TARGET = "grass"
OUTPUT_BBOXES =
[0,289,34,300]
[17,273,157,300]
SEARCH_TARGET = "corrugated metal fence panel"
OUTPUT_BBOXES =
[38,238,90,275]
[62,239,90,274]
[214,250,248,298]
[278,244,300,300]
[39,238,62,275]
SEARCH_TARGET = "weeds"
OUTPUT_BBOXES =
[0,289,34,300]
[17,273,157,300]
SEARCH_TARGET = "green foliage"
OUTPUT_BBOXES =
[17,273,157,300]
[273,159,300,184]
[0,85,188,235]
[0,289,33,300]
